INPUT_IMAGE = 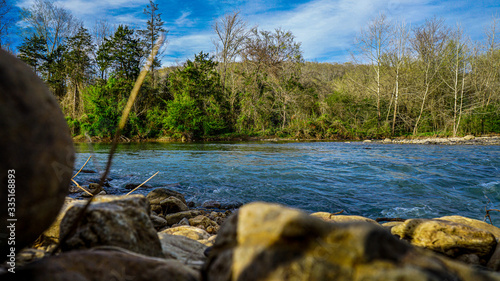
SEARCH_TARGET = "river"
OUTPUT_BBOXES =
[73,141,500,221]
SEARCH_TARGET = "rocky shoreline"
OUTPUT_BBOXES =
[375,135,500,145]
[3,187,500,280]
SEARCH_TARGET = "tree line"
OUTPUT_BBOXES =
[2,0,499,140]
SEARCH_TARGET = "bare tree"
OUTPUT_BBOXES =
[0,0,14,50]
[354,13,391,133]
[387,20,410,135]
[410,17,449,135]
[21,0,78,54]
[212,11,247,90]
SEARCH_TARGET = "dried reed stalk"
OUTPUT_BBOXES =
[125,171,159,196]
[71,179,93,196]
[72,155,92,179]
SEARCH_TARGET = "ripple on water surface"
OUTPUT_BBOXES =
[73,142,500,220]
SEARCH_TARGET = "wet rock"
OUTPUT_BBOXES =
[160,196,189,215]
[203,200,221,209]
[0,50,75,262]
[189,215,219,234]
[165,210,202,226]
[151,214,169,230]
[310,212,379,225]
[158,233,207,270]
[203,202,500,281]
[161,225,211,241]
[59,195,164,258]
[391,218,497,264]
[147,188,187,215]
[3,249,199,281]
[147,187,187,204]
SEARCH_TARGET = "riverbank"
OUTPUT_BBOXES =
[3,188,500,280]
[73,133,500,145]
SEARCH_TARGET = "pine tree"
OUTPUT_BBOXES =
[138,0,166,85]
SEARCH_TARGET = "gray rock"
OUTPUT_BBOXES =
[158,233,207,270]
[3,249,199,281]
[59,195,164,258]
[0,49,75,263]
[165,210,202,226]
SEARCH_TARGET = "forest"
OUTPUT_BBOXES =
[2,0,500,141]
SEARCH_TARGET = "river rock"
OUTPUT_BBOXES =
[165,210,202,226]
[0,50,75,262]
[203,202,500,281]
[189,215,219,234]
[160,196,189,215]
[147,188,187,214]
[161,225,211,241]
[310,212,379,225]
[391,218,497,264]
[124,183,153,189]
[158,233,207,269]
[151,214,169,230]
[3,249,199,281]
[203,200,221,209]
[59,195,164,258]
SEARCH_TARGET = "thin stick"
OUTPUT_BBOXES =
[328,210,344,219]
[71,179,93,196]
[126,171,159,196]
[72,155,92,179]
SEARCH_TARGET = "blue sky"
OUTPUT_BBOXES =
[12,0,500,66]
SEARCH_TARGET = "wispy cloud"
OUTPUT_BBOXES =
[174,10,194,27]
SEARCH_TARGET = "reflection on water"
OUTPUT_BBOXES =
[74,141,500,220]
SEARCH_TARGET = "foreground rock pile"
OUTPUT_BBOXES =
[2,188,500,280]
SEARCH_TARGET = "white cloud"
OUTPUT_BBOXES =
[162,32,215,66]
[174,10,194,27]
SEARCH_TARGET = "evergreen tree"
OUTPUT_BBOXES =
[17,34,47,74]
[105,25,143,81]
[138,0,166,85]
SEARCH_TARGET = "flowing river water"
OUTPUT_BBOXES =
[73,141,500,220]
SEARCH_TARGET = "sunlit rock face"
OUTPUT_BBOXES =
[0,49,75,262]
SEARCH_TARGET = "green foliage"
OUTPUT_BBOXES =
[80,78,132,138]
[163,52,228,139]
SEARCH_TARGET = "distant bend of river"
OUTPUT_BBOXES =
[73,141,500,220]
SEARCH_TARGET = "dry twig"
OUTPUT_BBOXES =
[126,171,159,196]
[71,179,93,196]
[72,155,92,179]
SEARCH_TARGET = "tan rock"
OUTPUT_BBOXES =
[311,212,379,225]
[160,225,211,241]
[203,202,500,281]
[380,221,403,231]
[391,218,497,264]
[437,215,500,240]
[189,215,219,234]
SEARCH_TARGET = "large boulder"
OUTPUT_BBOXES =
[391,218,497,264]
[203,202,500,281]
[59,195,163,258]
[2,249,199,281]
[0,49,75,262]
